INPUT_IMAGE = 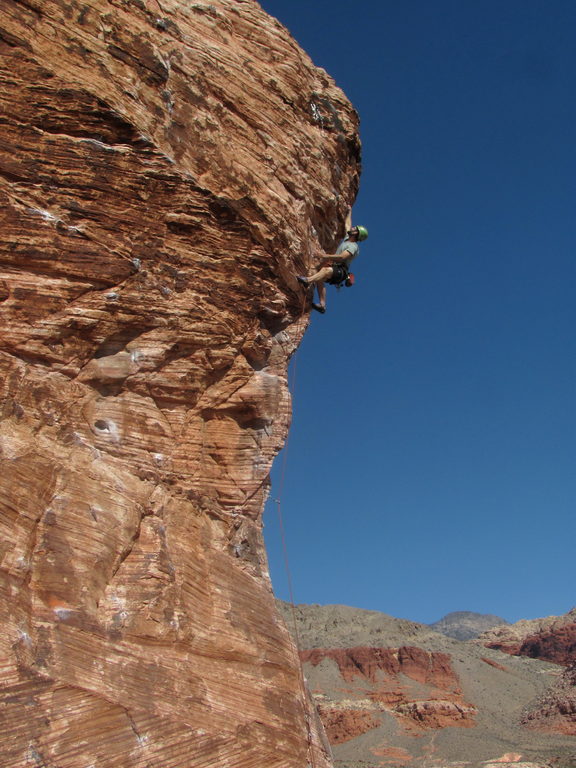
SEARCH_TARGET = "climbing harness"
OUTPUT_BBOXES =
[327,262,355,289]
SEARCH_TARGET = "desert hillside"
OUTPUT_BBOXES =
[279,602,576,768]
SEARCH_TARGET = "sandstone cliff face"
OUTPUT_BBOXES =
[0,1,361,766]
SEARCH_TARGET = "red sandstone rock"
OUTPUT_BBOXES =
[301,646,476,737]
[480,612,576,737]
[521,664,576,735]
[302,645,463,693]
[284,603,573,767]
[481,657,509,672]
[485,624,576,666]
[479,610,576,666]
[317,706,380,745]
[394,699,476,730]
[0,1,361,765]
[370,745,413,765]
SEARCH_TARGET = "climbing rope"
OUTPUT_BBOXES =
[274,287,307,646]
[273,288,322,768]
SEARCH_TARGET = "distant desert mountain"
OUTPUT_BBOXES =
[278,601,434,649]
[430,611,509,641]
[279,602,575,768]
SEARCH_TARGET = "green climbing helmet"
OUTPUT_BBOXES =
[356,225,369,241]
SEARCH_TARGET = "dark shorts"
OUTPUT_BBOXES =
[327,263,349,285]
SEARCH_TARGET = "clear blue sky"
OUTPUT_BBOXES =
[259,0,575,625]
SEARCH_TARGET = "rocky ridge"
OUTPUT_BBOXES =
[478,609,576,737]
[521,663,576,736]
[478,609,576,666]
[430,611,509,641]
[279,602,576,768]
[0,1,361,766]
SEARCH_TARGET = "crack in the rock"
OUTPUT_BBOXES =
[197,377,250,416]
[30,102,151,148]
[106,43,169,87]
[12,0,42,18]
[124,708,145,746]
[238,477,269,515]
[0,165,30,185]
[105,506,148,588]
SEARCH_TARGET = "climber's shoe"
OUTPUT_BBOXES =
[311,302,326,314]
[297,275,310,287]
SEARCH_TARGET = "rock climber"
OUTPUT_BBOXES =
[297,225,368,313]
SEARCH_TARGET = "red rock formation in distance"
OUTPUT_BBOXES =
[480,610,576,667]
[480,610,576,736]
[302,646,462,691]
[302,646,477,733]
[0,1,361,765]
[522,664,576,736]
[318,707,381,746]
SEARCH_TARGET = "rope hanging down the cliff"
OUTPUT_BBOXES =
[273,290,322,768]
[274,371,302,651]
[274,287,307,655]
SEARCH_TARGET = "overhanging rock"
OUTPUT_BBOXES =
[0,1,361,765]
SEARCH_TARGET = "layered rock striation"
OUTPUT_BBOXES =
[0,1,361,766]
